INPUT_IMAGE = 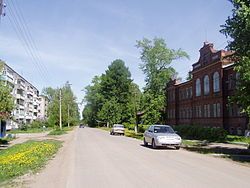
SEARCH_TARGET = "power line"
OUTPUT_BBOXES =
[8,0,49,82]
[5,0,50,85]
[10,0,52,80]
[6,8,47,84]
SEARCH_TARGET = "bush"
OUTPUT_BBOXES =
[28,120,46,129]
[123,123,149,133]
[173,125,227,142]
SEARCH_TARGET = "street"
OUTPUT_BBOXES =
[29,128,250,188]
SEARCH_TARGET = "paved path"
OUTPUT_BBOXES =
[27,127,250,188]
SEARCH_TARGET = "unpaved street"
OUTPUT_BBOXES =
[28,127,250,188]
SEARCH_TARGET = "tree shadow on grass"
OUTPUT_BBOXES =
[184,146,250,163]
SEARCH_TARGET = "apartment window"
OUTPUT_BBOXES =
[196,78,201,96]
[204,75,210,95]
[213,72,220,92]
[190,87,193,98]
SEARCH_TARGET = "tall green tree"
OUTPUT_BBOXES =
[136,37,189,124]
[98,59,133,124]
[220,0,250,119]
[0,61,15,120]
[82,76,103,126]
[82,59,139,127]
[43,82,79,127]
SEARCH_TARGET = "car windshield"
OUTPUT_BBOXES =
[153,126,175,133]
[114,125,124,128]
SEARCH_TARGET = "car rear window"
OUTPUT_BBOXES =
[114,125,124,128]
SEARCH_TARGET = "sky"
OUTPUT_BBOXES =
[0,0,233,113]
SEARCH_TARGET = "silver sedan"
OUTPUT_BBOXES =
[143,125,182,149]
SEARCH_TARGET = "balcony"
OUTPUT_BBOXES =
[25,115,32,119]
[28,106,33,112]
[6,72,14,80]
[18,104,25,109]
[27,90,34,95]
[16,94,25,100]
[17,84,25,91]
[16,114,25,119]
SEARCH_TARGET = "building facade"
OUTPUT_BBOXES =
[166,42,248,135]
[0,62,48,130]
[37,95,49,120]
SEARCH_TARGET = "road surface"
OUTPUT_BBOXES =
[29,127,250,188]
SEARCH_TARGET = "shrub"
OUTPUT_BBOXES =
[173,125,227,142]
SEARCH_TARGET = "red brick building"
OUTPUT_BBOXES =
[166,42,248,135]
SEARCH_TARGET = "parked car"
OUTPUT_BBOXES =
[79,124,84,128]
[143,125,182,149]
[110,124,125,135]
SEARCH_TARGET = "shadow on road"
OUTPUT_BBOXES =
[140,144,178,150]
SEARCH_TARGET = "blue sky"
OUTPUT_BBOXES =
[0,0,233,110]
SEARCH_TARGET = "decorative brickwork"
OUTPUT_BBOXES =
[166,42,247,135]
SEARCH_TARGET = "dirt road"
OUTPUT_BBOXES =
[28,127,250,188]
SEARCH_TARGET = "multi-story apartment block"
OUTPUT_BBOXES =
[37,95,49,120]
[0,61,47,130]
[166,42,248,135]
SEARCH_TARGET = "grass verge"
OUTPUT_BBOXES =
[48,127,74,136]
[0,140,62,183]
[9,127,52,134]
[98,127,144,140]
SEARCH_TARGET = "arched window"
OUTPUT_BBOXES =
[213,72,220,92]
[196,78,201,96]
[204,75,210,95]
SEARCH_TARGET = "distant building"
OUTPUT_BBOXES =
[0,61,48,130]
[166,42,248,135]
[37,95,49,120]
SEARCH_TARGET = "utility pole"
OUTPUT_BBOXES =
[67,103,70,127]
[59,89,62,130]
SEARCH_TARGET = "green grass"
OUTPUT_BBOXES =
[125,129,143,140]
[9,127,52,134]
[0,140,62,183]
[48,127,74,136]
[226,135,250,145]
[181,140,203,147]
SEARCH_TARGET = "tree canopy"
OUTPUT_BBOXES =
[82,59,140,127]
[220,0,250,117]
[43,82,80,127]
[0,61,15,120]
[136,37,189,124]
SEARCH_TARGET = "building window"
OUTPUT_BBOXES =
[228,74,234,90]
[213,72,220,92]
[196,78,201,96]
[204,75,210,95]
[217,103,221,117]
[190,87,193,98]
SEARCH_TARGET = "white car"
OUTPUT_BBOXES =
[110,124,125,135]
[143,125,182,149]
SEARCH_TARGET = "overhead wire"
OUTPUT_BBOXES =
[6,0,50,85]
[10,0,52,80]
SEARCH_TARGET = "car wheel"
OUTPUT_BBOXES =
[175,146,180,150]
[152,139,157,149]
[143,138,148,146]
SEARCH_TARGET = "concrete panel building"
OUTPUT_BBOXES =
[0,61,48,130]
